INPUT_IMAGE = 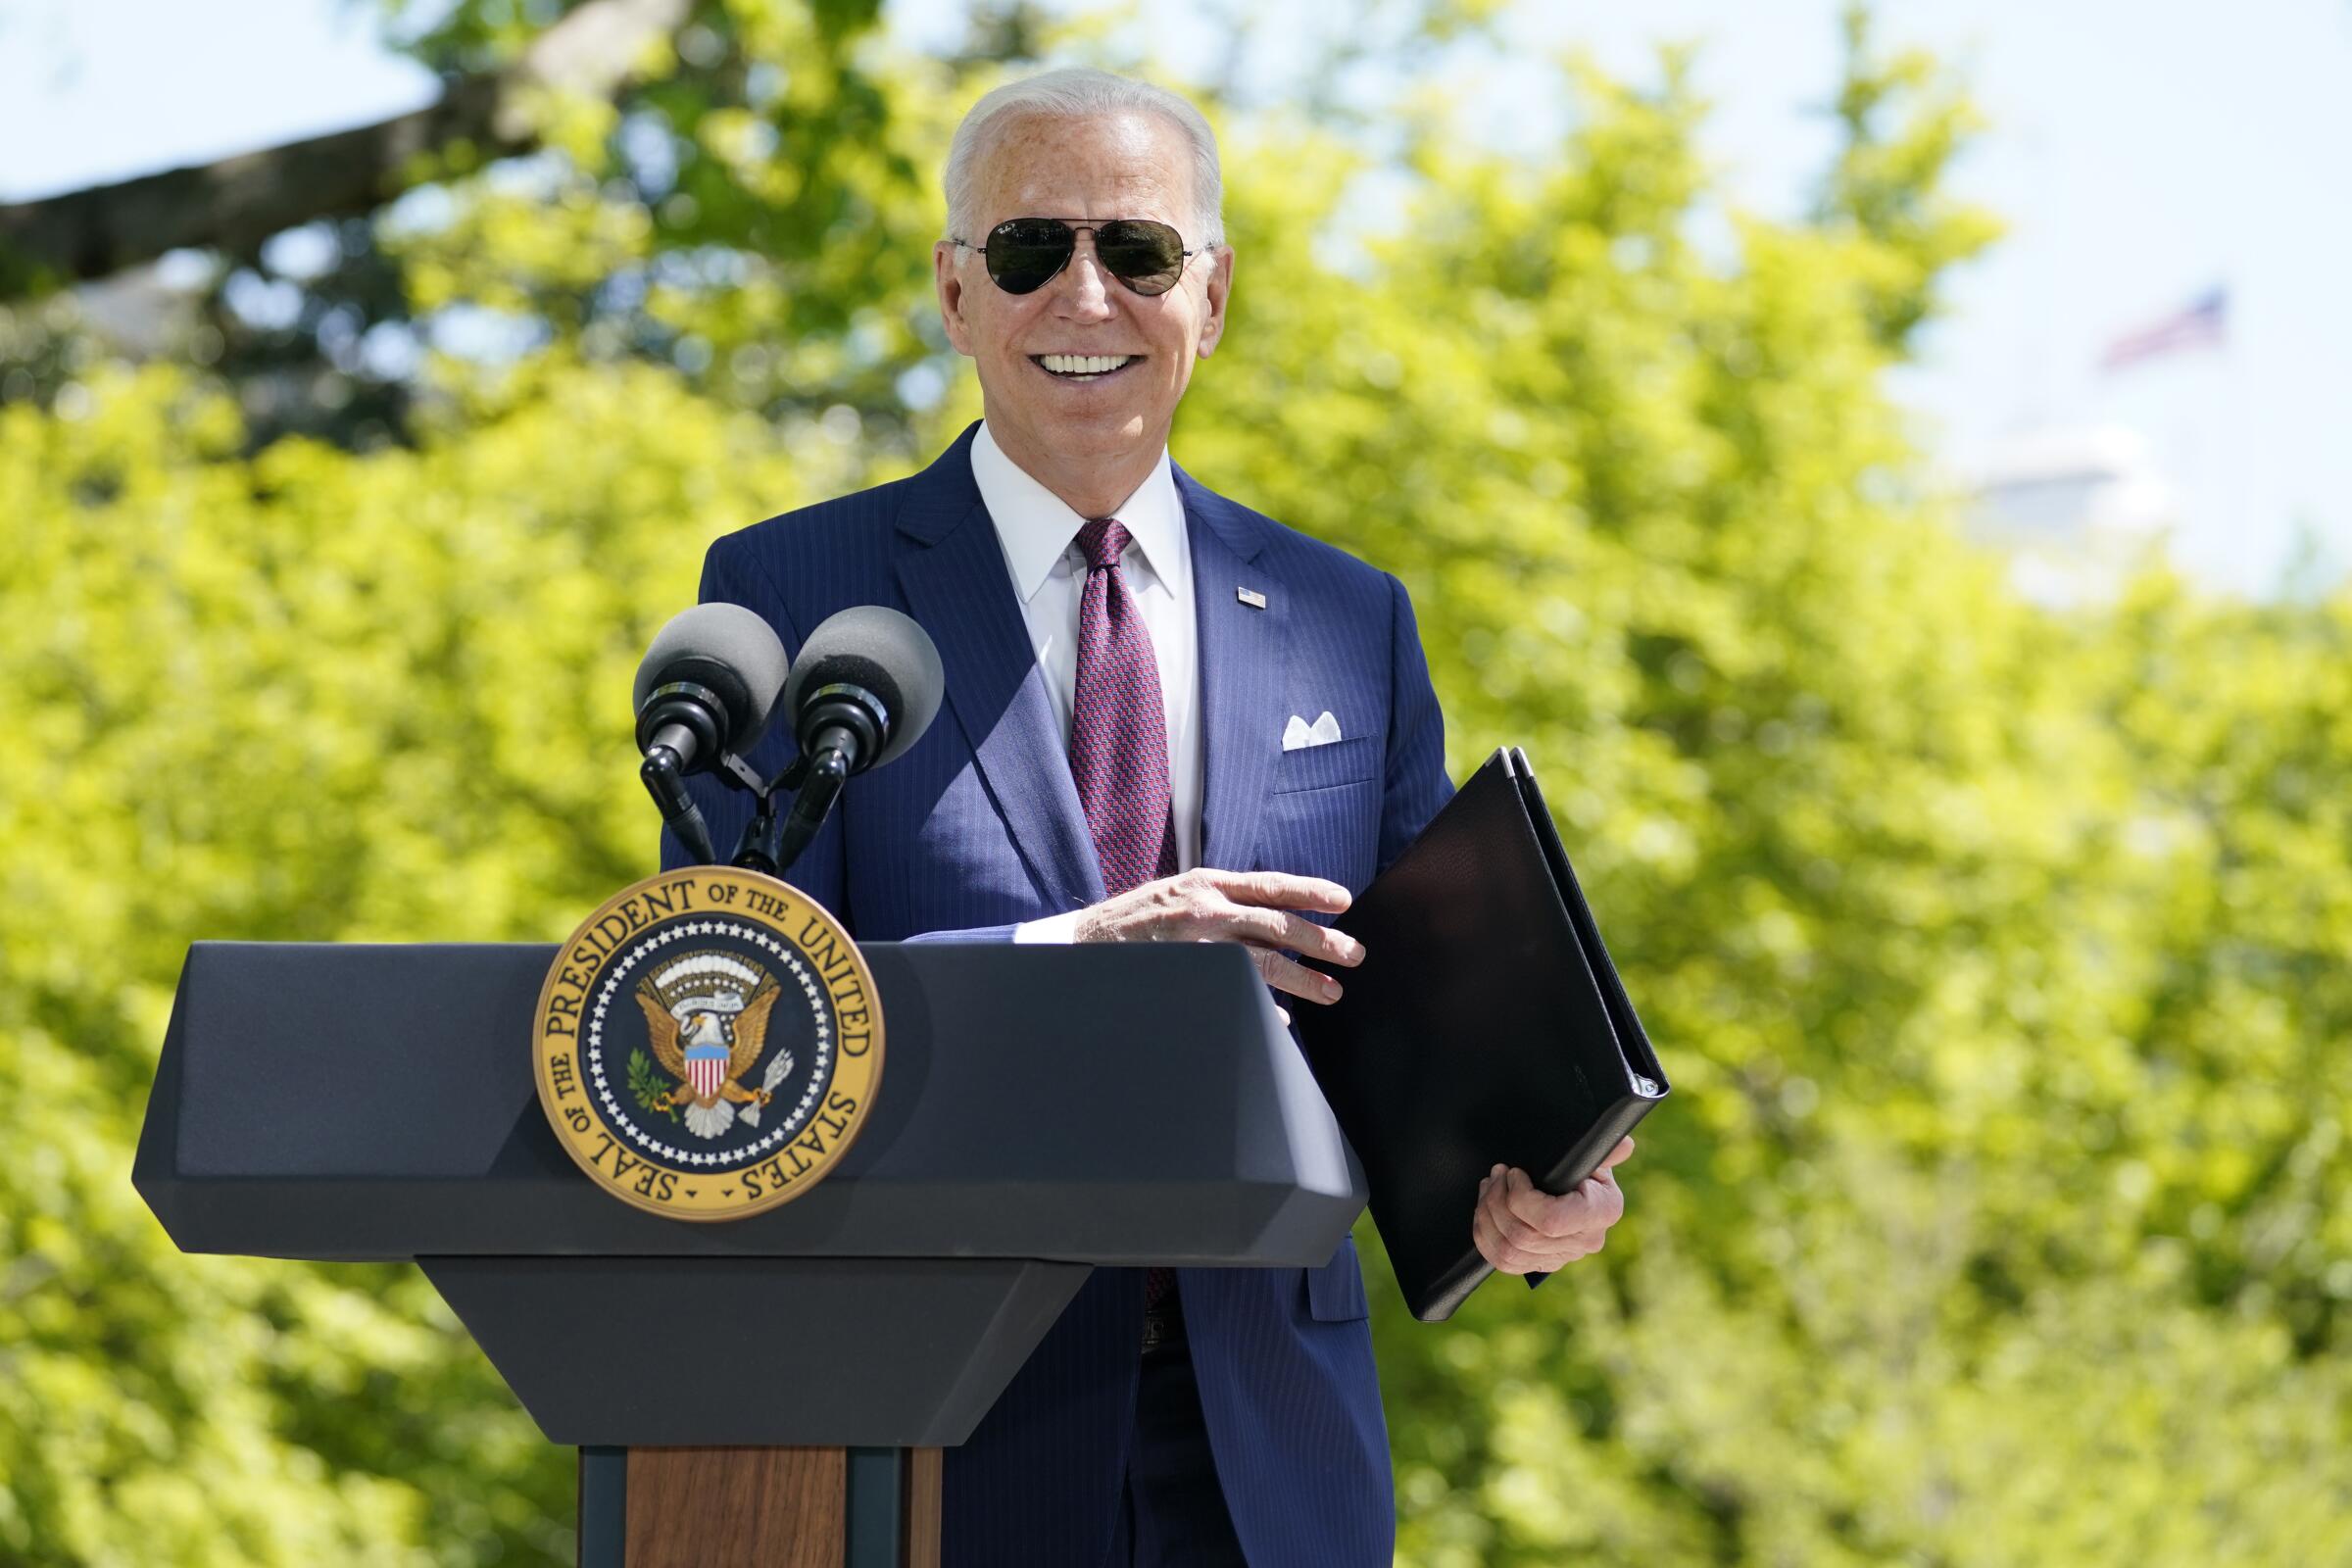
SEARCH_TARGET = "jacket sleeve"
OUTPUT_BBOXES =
[1377,571,1454,876]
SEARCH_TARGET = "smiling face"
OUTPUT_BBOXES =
[934,110,1233,518]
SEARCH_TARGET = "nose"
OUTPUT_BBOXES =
[1049,230,1118,319]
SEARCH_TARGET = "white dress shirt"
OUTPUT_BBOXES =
[968,418,1200,940]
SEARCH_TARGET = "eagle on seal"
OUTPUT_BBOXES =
[634,975,790,1139]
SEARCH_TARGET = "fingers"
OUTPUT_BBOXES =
[1248,945,1347,1004]
[1498,1164,1624,1239]
[1078,872,1365,1003]
[1484,1171,1575,1258]
[1137,869,1363,972]
[1473,1174,1592,1274]
[1218,904,1363,970]
[1600,1135,1636,1171]
[1472,1165,1626,1274]
[1471,1191,1528,1274]
[1206,868,1353,915]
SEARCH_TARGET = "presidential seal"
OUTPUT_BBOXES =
[533,865,881,1221]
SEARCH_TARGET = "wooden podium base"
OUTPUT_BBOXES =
[578,1446,941,1567]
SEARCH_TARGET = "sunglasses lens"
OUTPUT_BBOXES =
[1097,220,1186,294]
[985,219,1073,294]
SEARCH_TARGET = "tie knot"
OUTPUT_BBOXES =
[1075,515,1133,570]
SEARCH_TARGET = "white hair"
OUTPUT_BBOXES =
[942,66,1225,252]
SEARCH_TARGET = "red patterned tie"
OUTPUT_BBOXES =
[1068,515,1179,1314]
[1069,516,1179,896]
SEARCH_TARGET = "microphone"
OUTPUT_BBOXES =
[631,603,789,865]
[746,607,945,876]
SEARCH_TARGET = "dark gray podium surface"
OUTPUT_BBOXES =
[135,941,1365,1446]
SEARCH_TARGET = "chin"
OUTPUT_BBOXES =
[1018,399,1149,436]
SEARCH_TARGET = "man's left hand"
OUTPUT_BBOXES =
[1471,1136,1634,1274]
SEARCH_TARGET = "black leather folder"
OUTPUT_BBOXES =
[1295,747,1669,1322]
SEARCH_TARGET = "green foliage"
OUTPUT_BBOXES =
[3,5,2347,1564]
[381,0,956,445]
[628,1048,679,1119]
[1817,3,2005,352]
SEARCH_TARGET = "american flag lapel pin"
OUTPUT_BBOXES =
[1237,586,1267,610]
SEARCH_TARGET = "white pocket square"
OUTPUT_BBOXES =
[1282,710,1344,751]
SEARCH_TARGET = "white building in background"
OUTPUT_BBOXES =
[1958,423,2176,606]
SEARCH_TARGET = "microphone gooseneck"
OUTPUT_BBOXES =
[640,733,716,866]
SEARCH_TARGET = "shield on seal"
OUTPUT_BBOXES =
[684,1039,729,1099]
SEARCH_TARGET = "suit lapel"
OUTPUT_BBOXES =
[1179,466,1289,873]
[895,423,1104,913]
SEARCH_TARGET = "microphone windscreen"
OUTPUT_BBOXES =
[632,603,790,752]
[784,606,946,769]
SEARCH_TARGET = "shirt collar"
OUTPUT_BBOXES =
[970,417,1186,604]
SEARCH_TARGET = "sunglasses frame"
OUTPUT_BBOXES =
[945,217,1214,297]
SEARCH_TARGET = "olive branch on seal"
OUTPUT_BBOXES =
[626,1048,676,1121]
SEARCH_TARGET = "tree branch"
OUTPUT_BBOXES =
[0,0,691,295]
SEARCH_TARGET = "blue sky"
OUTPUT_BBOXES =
[3,0,2347,596]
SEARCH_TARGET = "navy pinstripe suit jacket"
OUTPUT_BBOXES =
[662,418,1455,1566]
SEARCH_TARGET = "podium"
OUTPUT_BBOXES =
[134,938,1363,1565]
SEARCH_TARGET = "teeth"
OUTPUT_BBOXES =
[1039,354,1132,375]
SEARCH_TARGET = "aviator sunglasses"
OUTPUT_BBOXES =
[946,217,1210,297]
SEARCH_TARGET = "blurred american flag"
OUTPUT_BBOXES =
[2099,286,2229,372]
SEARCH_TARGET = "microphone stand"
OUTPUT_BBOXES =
[729,772,789,876]
[731,749,845,877]
[732,686,884,878]
[645,746,770,870]
[639,725,817,878]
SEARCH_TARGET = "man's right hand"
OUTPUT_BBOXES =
[1071,868,1366,1011]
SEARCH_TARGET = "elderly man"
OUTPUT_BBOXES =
[667,65,1633,1568]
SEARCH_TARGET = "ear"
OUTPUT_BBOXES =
[935,241,976,358]
[1194,242,1235,360]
